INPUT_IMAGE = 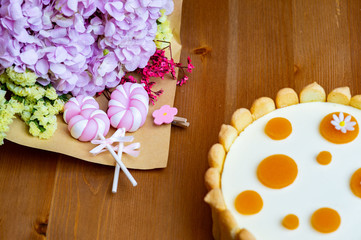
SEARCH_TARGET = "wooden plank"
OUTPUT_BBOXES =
[292,0,353,92]
[235,0,294,112]
[0,141,57,240]
[348,0,361,92]
[47,157,113,239]
[2,1,361,240]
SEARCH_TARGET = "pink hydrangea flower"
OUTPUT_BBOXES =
[152,105,177,125]
[0,0,174,97]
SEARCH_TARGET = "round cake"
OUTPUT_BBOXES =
[204,83,361,240]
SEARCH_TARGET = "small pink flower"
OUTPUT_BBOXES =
[187,56,194,73]
[152,105,178,125]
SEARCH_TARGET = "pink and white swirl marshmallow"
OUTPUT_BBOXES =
[68,108,110,142]
[107,82,149,132]
[63,95,100,123]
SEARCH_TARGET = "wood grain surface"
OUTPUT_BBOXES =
[1,0,361,239]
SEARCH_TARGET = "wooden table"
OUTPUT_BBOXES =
[1,0,361,239]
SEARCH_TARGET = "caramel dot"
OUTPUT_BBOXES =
[350,168,361,198]
[265,117,292,140]
[311,208,341,233]
[316,151,332,165]
[257,154,298,189]
[282,214,299,230]
[234,190,263,215]
[320,112,359,144]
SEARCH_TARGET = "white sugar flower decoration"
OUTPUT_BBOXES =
[331,112,356,133]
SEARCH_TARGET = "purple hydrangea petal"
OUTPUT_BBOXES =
[74,13,85,33]
[8,2,23,20]
[55,46,68,63]
[98,52,118,76]
[20,48,38,65]
[104,21,116,37]
[67,0,78,12]
[104,2,125,21]
[50,63,66,75]
[35,59,49,75]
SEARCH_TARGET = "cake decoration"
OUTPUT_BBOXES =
[331,112,356,133]
[264,117,292,140]
[350,95,361,109]
[107,82,149,132]
[275,88,299,108]
[299,82,326,103]
[350,168,361,198]
[234,190,263,215]
[218,124,238,152]
[316,151,332,165]
[68,108,110,142]
[311,207,341,233]
[320,112,359,144]
[281,214,299,230]
[250,97,275,120]
[231,108,253,134]
[257,154,298,189]
[327,87,351,105]
[282,214,300,230]
[205,83,361,240]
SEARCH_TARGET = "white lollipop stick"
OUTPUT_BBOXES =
[98,134,137,188]
[112,164,121,193]
[112,140,138,193]
[112,141,124,193]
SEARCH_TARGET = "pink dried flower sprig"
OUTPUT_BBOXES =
[120,75,137,84]
[119,42,194,104]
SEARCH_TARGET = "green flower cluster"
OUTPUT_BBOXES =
[0,90,24,144]
[18,97,64,139]
[2,68,57,101]
[155,9,173,49]
[6,67,37,86]
[0,68,66,144]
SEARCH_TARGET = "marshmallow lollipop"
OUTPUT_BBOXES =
[63,95,99,123]
[107,82,149,132]
[68,108,110,142]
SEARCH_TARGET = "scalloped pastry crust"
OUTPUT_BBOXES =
[204,82,354,240]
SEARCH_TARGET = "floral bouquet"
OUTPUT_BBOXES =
[0,0,173,96]
[1,0,186,170]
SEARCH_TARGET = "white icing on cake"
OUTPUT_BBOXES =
[221,102,361,240]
